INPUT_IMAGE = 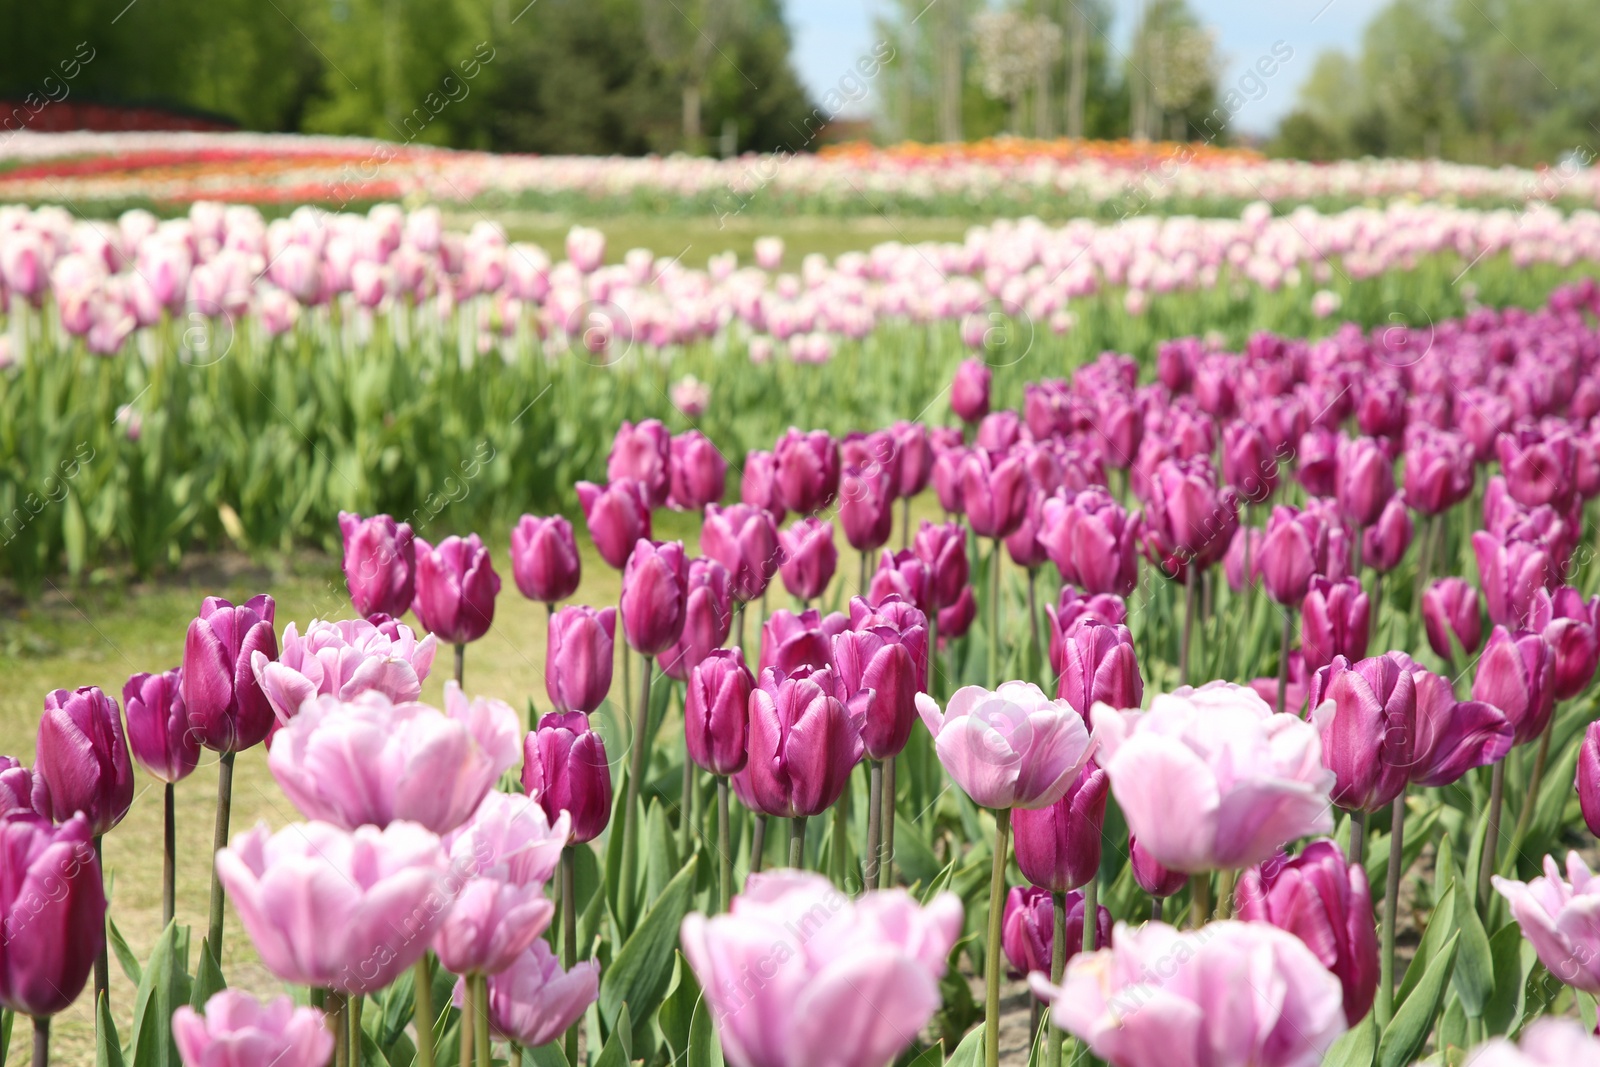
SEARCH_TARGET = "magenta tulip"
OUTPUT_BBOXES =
[740,449,786,523]
[658,558,733,682]
[937,586,978,641]
[412,534,499,645]
[1002,885,1112,991]
[1401,655,1511,787]
[1579,721,1600,837]
[867,549,930,613]
[701,503,780,603]
[1306,654,1416,813]
[839,465,896,552]
[1300,576,1369,674]
[1473,531,1553,628]
[621,539,689,656]
[545,606,615,714]
[123,669,200,784]
[685,649,754,776]
[1013,761,1109,892]
[772,428,840,514]
[916,682,1093,810]
[509,515,581,604]
[1335,436,1395,527]
[0,757,46,817]
[668,430,728,511]
[931,445,967,515]
[1473,625,1556,745]
[959,448,1029,539]
[890,420,934,498]
[1222,420,1280,502]
[1129,835,1187,898]
[465,941,599,1049]
[758,607,848,677]
[182,594,278,753]
[1497,428,1574,509]
[338,511,416,618]
[0,813,105,1017]
[1531,586,1600,700]
[36,686,134,836]
[914,520,969,612]
[1054,621,1141,719]
[1403,428,1475,516]
[1038,487,1139,596]
[833,611,928,761]
[1142,457,1237,578]
[523,711,613,844]
[1422,577,1482,661]
[1258,506,1329,606]
[174,991,333,1067]
[777,516,837,602]
[742,666,863,818]
[607,418,671,509]
[951,357,991,423]
[576,479,652,570]
[1361,494,1413,573]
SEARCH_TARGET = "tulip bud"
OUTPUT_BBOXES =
[1579,721,1600,838]
[1013,762,1110,892]
[1002,885,1112,992]
[759,608,848,676]
[668,430,728,511]
[1307,654,1416,813]
[890,420,934,499]
[702,503,781,603]
[658,558,734,682]
[1141,457,1238,579]
[1222,420,1279,502]
[1128,835,1187,898]
[1300,576,1369,674]
[1038,487,1139,597]
[413,534,500,645]
[777,516,837,602]
[523,711,613,843]
[123,669,200,784]
[937,586,977,641]
[1335,435,1396,528]
[510,515,581,605]
[684,649,754,777]
[1422,578,1482,662]
[1054,622,1141,718]
[0,757,46,817]
[1530,587,1600,701]
[772,428,840,514]
[959,448,1029,539]
[0,813,105,1016]
[868,548,930,613]
[1403,428,1475,516]
[1361,494,1413,573]
[545,606,616,714]
[1295,427,1339,498]
[740,449,785,523]
[1004,489,1050,568]
[833,610,928,761]
[743,666,864,818]
[1235,839,1378,1026]
[182,594,279,753]
[913,520,969,611]
[576,480,652,571]
[607,419,671,509]
[1258,505,1329,606]
[931,445,967,515]
[840,465,896,552]
[338,511,416,618]
[950,358,991,424]
[621,539,689,656]
[1473,625,1557,745]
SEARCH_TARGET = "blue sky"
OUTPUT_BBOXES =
[781,0,1392,135]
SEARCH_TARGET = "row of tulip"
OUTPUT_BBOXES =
[1,132,1596,217]
[10,280,1600,1067]
[0,198,1593,593]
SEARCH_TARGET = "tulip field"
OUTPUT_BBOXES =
[10,133,1600,1067]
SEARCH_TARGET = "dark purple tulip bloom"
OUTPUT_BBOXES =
[913,520,969,612]
[1129,835,1187,898]
[740,449,786,523]
[742,666,864,819]
[1473,625,1557,746]
[772,428,840,515]
[523,712,612,844]
[777,517,837,602]
[0,757,47,817]
[1257,505,1328,607]
[1013,761,1109,892]
[950,358,991,424]
[545,606,616,715]
[684,649,754,777]
[1300,576,1369,674]
[510,515,581,605]
[1399,655,1511,788]
[182,594,278,753]
[1421,577,1482,662]
[958,448,1029,539]
[658,558,734,683]
[1307,653,1416,813]
[1054,622,1141,719]
[1002,885,1112,994]
[576,479,652,571]
[833,608,928,761]
[413,534,500,645]
[620,539,689,656]
[0,813,105,1016]
[123,669,200,784]
[338,511,416,618]
[701,503,780,603]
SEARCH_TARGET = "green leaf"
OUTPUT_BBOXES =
[1364,804,1439,904]
[128,921,193,1067]
[525,1042,569,1067]
[108,918,143,986]
[945,1024,985,1067]
[1377,932,1459,1067]
[190,939,227,1011]
[593,1005,631,1067]
[599,857,698,1048]
[918,859,956,905]
[687,995,723,1067]
[1483,924,1530,1037]
[96,993,125,1067]
[904,1043,944,1067]
[1321,1013,1376,1067]
[379,967,416,1050]
[892,812,942,888]
[0,1009,11,1067]
[1450,873,1493,1018]
[1396,881,1456,1011]
[358,1022,393,1067]
[658,952,699,1064]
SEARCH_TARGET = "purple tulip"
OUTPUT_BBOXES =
[1306,654,1416,813]
[0,813,104,1016]
[1235,839,1378,1026]
[1054,621,1141,719]
[412,534,500,645]
[607,419,671,509]
[951,357,991,423]
[1038,488,1139,597]
[1141,457,1237,579]
[740,449,786,523]
[937,586,978,641]
[1300,576,1369,674]
[839,465,896,552]
[931,444,967,515]
[269,685,519,833]
[1222,420,1280,502]
[917,682,1093,810]
[510,515,581,604]
[1002,885,1112,992]
[123,669,200,784]
[338,511,416,618]
[215,820,450,995]
[890,420,934,499]
[1361,494,1413,573]
[523,711,613,844]
[1096,390,1144,469]
[681,870,962,1067]
[1400,655,1511,787]
[1295,427,1340,498]
[742,666,864,818]
[1336,435,1395,528]
[759,607,848,677]
[1579,721,1600,838]
[959,448,1029,539]
[777,516,837,602]
[772,428,840,514]
[1013,761,1109,892]
[868,548,930,613]
[1497,428,1574,509]
[1225,526,1262,592]
[658,558,734,682]
[182,594,278,753]
[913,521,969,613]
[35,686,134,837]
[685,649,754,777]
[1403,429,1475,516]
[1473,531,1553,628]
[0,757,46,817]
[545,606,616,714]
[1129,835,1188,898]
[1045,589,1127,676]
[465,942,599,1048]
[576,480,652,570]
[1473,625,1557,746]
[1530,586,1600,700]
[833,610,928,761]
[174,991,334,1067]
[620,539,689,656]
[839,429,896,478]
[668,430,728,511]
[434,792,564,976]
[1258,506,1329,606]
[702,503,780,603]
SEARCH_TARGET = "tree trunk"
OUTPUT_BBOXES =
[682,83,702,148]
[939,5,963,142]
[1067,0,1087,138]
[1034,48,1052,138]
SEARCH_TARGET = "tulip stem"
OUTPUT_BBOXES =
[1378,794,1405,1027]
[562,848,578,1067]
[1370,573,1384,646]
[92,836,109,1009]
[619,654,653,931]
[1047,890,1067,1067]
[473,976,490,1067]
[331,991,350,1067]
[1189,873,1209,929]
[1349,810,1365,867]
[1150,896,1162,924]
[1026,568,1041,683]
[859,549,869,596]
[413,957,436,1067]
[1275,609,1293,715]
[989,539,1003,687]
[734,602,746,658]
[984,807,1012,1067]
[1479,759,1506,912]
[789,815,807,869]
[880,756,897,889]
[163,781,176,928]
[864,759,883,892]
[31,1015,48,1067]
[680,756,695,859]
[1213,869,1234,920]
[207,750,235,961]
[351,995,364,1066]
[750,814,768,878]
[458,980,473,1067]
[1509,716,1556,854]
[454,642,465,687]
[1179,566,1197,685]
[717,779,732,912]
[901,496,912,550]
[831,794,848,886]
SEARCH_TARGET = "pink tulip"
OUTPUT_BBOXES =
[1580,722,1600,838]
[1335,435,1395,528]
[668,430,728,511]
[1529,586,1600,700]
[509,515,581,604]
[1257,506,1328,606]
[702,503,780,603]
[868,548,931,613]
[0,813,105,1017]
[777,516,837,602]
[742,666,864,818]
[916,682,1093,810]
[1403,428,1475,516]
[0,757,46,818]
[1300,576,1369,674]
[680,870,962,1067]
[215,820,450,994]
[839,465,896,551]
[1038,488,1139,596]
[1466,1019,1600,1067]
[740,449,785,522]
[250,617,436,725]
[544,606,615,714]
[1141,457,1237,579]
[890,420,934,498]
[759,608,848,677]
[174,991,333,1067]
[1497,428,1574,509]
[182,594,279,753]
[833,606,928,761]
[1361,493,1413,573]
[576,480,652,570]
[1473,625,1556,746]
[1493,852,1600,993]
[685,649,754,776]
[1002,885,1111,992]
[461,941,599,1048]
[951,358,992,423]
[608,419,671,508]
[1092,682,1335,872]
